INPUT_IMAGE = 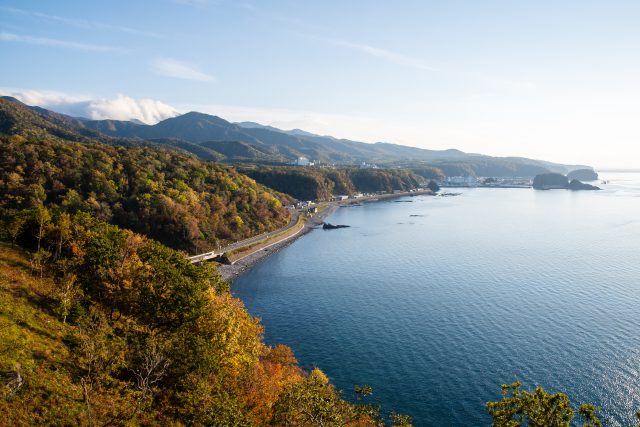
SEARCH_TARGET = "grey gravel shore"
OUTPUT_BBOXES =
[218,189,434,283]
[217,204,338,283]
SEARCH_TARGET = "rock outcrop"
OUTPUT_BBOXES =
[323,223,350,230]
[427,180,440,193]
[533,173,569,190]
[568,179,600,191]
[533,173,600,191]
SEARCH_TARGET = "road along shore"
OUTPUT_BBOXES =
[216,203,338,282]
[216,189,434,283]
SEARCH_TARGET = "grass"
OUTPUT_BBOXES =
[0,242,84,424]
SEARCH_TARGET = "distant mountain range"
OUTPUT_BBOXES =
[0,96,589,177]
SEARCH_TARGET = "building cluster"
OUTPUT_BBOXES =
[330,192,367,201]
[441,176,533,187]
[290,156,315,167]
[359,161,379,169]
[296,200,315,208]
[294,200,318,216]
[443,176,479,187]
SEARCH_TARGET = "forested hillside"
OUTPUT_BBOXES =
[0,213,396,425]
[422,158,555,178]
[239,165,425,201]
[1,97,588,178]
[0,99,605,427]
[0,98,292,254]
[0,97,412,427]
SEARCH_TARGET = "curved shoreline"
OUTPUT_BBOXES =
[218,189,435,283]
[217,204,338,283]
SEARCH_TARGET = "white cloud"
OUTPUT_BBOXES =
[2,7,160,38]
[0,89,178,124]
[306,34,437,72]
[152,57,215,82]
[1,88,87,107]
[0,31,125,52]
[85,95,179,123]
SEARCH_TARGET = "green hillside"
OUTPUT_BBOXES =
[239,165,425,201]
[0,99,292,254]
[0,215,390,425]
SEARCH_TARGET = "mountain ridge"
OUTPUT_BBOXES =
[0,96,591,176]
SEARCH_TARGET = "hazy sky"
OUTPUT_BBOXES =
[1,0,639,168]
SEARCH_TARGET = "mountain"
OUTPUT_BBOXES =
[81,118,144,136]
[236,121,285,133]
[1,96,589,177]
[0,96,104,141]
[0,97,293,253]
[82,111,585,176]
[237,121,471,163]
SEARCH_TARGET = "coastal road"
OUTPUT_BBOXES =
[222,208,301,252]
[189,188,434,263]
[188,207,301,263]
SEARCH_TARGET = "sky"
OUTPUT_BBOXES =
[1,0,640,168]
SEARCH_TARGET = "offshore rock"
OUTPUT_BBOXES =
[533,173,569,190]
[568,179,600,191]
[323,223,350,230]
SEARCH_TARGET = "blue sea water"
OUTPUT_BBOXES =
[233,172,640,426]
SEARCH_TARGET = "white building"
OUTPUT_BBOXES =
[293,156,313,166]
[445,176,478,187]
[359,161,379,169]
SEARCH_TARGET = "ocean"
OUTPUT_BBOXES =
[233,172,640,426]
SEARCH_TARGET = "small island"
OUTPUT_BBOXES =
[533,173,600,191]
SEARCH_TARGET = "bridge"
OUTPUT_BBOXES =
[188,250,222,263]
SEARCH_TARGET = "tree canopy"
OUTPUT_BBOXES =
[486,382,601,427]
[0,132,292,254]
[0,208,407,425]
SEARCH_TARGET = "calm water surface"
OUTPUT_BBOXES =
[233,172,640,426]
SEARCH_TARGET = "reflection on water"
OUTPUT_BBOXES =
[233,172,640,426]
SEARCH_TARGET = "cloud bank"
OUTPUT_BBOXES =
[1,89,178,124]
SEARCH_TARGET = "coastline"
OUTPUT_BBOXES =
[218,189,434,283]
[217,203,338,283]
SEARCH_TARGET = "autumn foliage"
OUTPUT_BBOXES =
[0,210,406,425]
[0,97,293,254]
